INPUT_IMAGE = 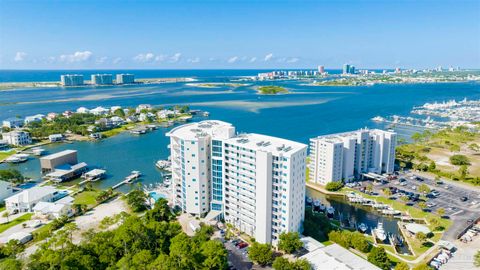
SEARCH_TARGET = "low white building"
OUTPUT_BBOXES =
[46,113,58,121]
[90,107,110,116]
[110,106,122,113]
[33,201,72,219]
[76,107,90,114]
[136,104,152,113]
[2,118,24,128]
[24,114,45,125]
[2,131,32,146]
[48,134,64,142]
[4,186,61,213]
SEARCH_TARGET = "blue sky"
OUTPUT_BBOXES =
[1,0,479,69]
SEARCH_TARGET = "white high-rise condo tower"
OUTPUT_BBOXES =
[167,120,307,245]
[309,129,396,185]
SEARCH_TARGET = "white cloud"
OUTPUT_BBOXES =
[228,56,239,63]
[59,51,93,63]
[187,57,200,63]
[112,57,122,64]
[286,57,299,63]
[208,57,217,61]
[249,57,257,63]
[96,56,108,64]
[133,52,155,63]
[276,57,286,63]
[14,52,27,62]
[155,55,166,62]
[264,53,273,61]
[170,53,182,63]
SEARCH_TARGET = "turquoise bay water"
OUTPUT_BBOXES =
[1,70,479,191]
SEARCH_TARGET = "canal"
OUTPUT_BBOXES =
[306,188,412,255]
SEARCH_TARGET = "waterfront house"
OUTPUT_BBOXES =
[0,180,16,202]
[4,186,60,213]
[90,106,109,116]
[136,104,152,113]
[126,115,138,123]
[138,112,155,122]
[95,118,114,129]
[1,131,32,146]
[76,107,90,114]
[46,112,58,121]
[157,109,176,119]
[2,118,24,129]
[33,201,73,219]
[48,134,64,142]
[89,133,102,139]
[45,162,88,182]
[62,111,74,118]
[24,114,45,125]
[109,116,125,126]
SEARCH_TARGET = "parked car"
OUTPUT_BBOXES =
[460,196,469,202]
[237,242,248,249]
[426,202,437,208]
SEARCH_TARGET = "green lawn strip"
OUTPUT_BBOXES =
[0,150,16,161]
[74,190,100,206]
[0,213,34,233]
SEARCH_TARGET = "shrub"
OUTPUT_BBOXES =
[450,154,470,165]
[325,182,344,191]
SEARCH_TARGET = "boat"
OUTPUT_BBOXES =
[31,147,46,156]
[125,171,141,183]
[306,197,313,206]
[358,223,368,233]
[313,200,321,212]
[326,207,335,218]
[156,160,171,170]
[374,222,387,242]
[5,154,29,163]
[319,204,326,212]
[163,178,171,185]
[371,116,385,122]
[82,169,106,181]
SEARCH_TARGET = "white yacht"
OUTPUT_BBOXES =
[374,222,387,242]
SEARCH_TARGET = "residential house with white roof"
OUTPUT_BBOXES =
[2,131,32,146]
[4,186,61,213]
[24,114,45,125]
[2,118,24,128]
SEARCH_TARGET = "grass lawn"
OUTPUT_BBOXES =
[0,213,34,233]
[0,150,16,161]
[74,191,99,206]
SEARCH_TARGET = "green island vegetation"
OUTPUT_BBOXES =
[187,82,248,88]
[0,198,230,270]
[257,85,289,95]
[396,125,480,185]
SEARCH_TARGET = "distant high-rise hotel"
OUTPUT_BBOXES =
[91,74,113,85]
[167,120,307,245]
[342,64,355,75]
[116,74,135,84]
[60,74,84,86]
[318,65,325,74]
[309,129,396,185]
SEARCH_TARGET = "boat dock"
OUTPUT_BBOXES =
[112,171,141,189]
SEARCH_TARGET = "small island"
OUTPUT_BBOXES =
[257,85,289,95]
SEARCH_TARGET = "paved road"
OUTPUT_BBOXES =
[225,240,253,270]
[442,236,480,270]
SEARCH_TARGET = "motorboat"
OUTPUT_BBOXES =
[374,222,387,242]
[306,197,313,206]
[326,207,335,218]
[358,223,368,233]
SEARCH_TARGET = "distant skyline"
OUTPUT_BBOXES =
[1,0,479,70]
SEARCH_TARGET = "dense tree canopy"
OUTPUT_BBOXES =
[248,242,274,266]
[0,169,24,184]
[278,232,303,254]
[367,247,391,270]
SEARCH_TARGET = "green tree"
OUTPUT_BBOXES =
[126,189,147,212]
[131,249,154,270]
[415,232,427,243]
[366,183,374,193]
[437,208,445,216]
[248,242,274,266]
[411,133,422,143]
[459,165,469,180]
[468,143,480,152]
[428,161,436,172]
[418,201,427,209]
[145,198,173,222]
[474,250,480,267]
[351,232,371,253]
[367,247,391,270]
[418,184,430,194]
[0,169,24,184]
[450,154,470,165]
[114,108,125,118]
[383,188,392,197]
[278,232,303,254]
[2,240,24,258]
[201,240,228,270]
[0,258,22,270]
[169,233,199,269]
[273,257,291,270]
[394,262,410,270]
[449,144,461,153]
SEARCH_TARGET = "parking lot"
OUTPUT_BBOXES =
[224,238,253,270]
[356,171,480,241]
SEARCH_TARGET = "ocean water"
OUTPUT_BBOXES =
[1,70,479,191]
